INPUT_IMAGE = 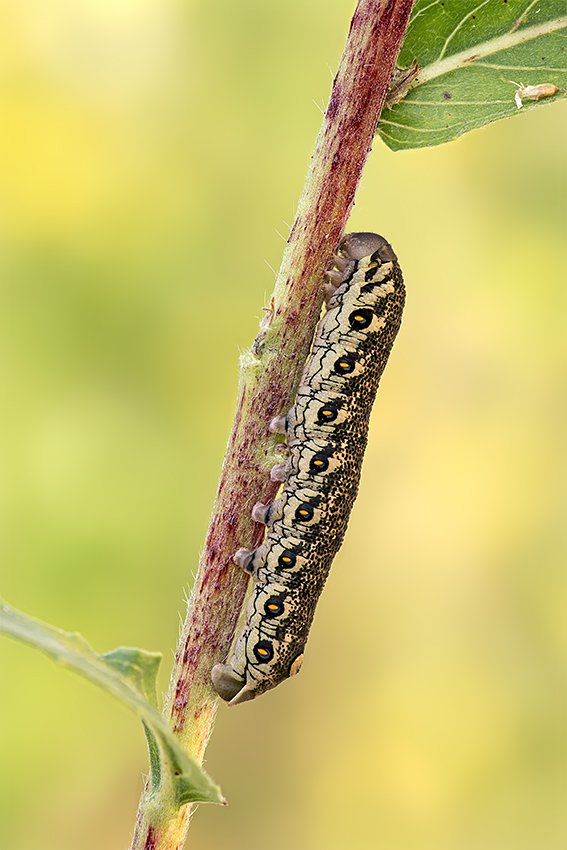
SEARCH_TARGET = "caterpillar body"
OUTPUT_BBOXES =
[211,232,405,705]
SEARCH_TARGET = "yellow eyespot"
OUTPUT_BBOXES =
[295,503,315,523]
[253,641,274,663]
[264,596,285,618]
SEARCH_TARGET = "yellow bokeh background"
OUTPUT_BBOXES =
[1,2,566,849]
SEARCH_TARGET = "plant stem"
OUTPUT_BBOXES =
[129,1,414,847]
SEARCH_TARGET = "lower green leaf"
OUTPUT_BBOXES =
[0,598,224,807]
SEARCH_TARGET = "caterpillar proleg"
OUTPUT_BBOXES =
[212,232,405,705]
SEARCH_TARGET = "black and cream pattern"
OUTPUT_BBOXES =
[211,232,405,705]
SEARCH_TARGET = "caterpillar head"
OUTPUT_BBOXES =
[340,231,398,264]
[326,232,397,296]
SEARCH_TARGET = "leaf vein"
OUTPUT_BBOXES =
[409,0,444,26]
[419,16,567,85]
[402,99,511,106]
[473,63,567,73]
[438,0,491,62]
[509,0,540,35]
[379,119,467,133]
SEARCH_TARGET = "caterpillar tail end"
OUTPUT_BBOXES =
[211,663,255,706]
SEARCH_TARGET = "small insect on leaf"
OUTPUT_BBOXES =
[509,81,566,110]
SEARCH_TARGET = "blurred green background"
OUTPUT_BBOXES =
[1,2,566,849]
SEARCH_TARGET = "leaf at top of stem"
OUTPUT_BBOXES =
[378,0,567,150]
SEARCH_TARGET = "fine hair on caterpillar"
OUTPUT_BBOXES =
[211,232,405,705]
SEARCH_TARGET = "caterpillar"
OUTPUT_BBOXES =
[211,232,405,705]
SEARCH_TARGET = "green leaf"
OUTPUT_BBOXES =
[0,598,224,808]
[378,0,567,151]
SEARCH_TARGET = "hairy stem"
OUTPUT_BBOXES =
[129,1,414,847]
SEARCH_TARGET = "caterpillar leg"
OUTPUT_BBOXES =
[251,502,272,524]
[325,268,344,288]
[324,254,351,303]
[233,547,256,574]
[323,282,339,305]
[324,245,364,303]
[211,664,250,704]
[269,415,287,434]
[332,252,349,272]
[270,460,290,482]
